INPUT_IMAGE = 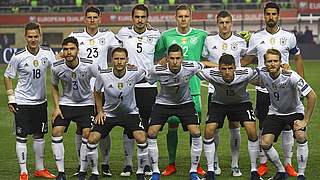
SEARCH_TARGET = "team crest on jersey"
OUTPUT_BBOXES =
[269,37,276,45]
[89,39,95,45]
[118,83,124,90]
[71,72,77,79]
[33,60,39,67]
[181,37,187,44]
[190,36,198,45]
[222,43,228,51]
[41,57,48,64]
[280,37,287,46]
[272,82,277,90]
[99,38,105,45]
[147,36,153,43]
[126,79,134,87]
[231,42,238,51]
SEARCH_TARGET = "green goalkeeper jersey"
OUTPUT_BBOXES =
[155,27,207,95]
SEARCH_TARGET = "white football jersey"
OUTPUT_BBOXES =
[202,33,247,93]
[198,67,258,105]
[258,68,312,115]
[51,58,99,106]
[247,27,300,92]
[147,61,204,105]
[4,46,55,105]
[116,26,161,88]
[69,28,121,69]
[70,28,122,90]
[95,67,146,117]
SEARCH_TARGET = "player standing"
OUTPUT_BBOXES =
[155,4,207,176]
[202,10,247,176]
[116,4,160,176]
[258,49,316,180]
[241,2,304,177]
[68,6,121,177]
[198,54,261,180]
[4,22,56,180]
[79,47,149,180]
[51,37,99,180]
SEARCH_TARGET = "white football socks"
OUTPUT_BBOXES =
[123,133,134,167]
[204,138,215,172]
[52,136,64,172]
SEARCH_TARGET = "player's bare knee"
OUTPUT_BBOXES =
[88,132,101,144]
[261,139,272,150]
[147,126,158,138]
[52,126,64,137]
[294,130,307,143]
[133,131,146,144]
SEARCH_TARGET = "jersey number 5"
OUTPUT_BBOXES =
[137,43,142,53]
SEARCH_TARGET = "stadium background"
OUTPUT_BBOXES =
[0,0,319,179]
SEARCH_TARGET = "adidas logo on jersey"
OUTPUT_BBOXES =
[260,41,265,44]
[108,84,113,88]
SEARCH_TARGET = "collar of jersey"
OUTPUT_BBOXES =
[175,27,193,36]
[265,26,281,35]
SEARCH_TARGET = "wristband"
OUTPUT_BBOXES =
[8,95,15,104]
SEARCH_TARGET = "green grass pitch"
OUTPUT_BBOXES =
[0,61,319,179]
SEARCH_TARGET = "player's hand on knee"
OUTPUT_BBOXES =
[95,112,106,125]
[293,119,307,131]
[8,103,18,113]
[51,108,64,123]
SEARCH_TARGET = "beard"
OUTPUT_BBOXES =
[267,20,277,28]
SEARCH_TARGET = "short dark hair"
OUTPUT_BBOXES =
[25,22,41,36]
[132,4,149,17]
[62,36,79,48]
[219,54,235,65]
[176,4,192,15]
[112,47,128,57]
[216,10,232,22]
[168,44,183,55]
[264,48,281,62]
[264,1,280,14]
[85,6,101,16]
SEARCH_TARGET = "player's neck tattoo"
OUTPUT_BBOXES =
[27,46,39,56]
